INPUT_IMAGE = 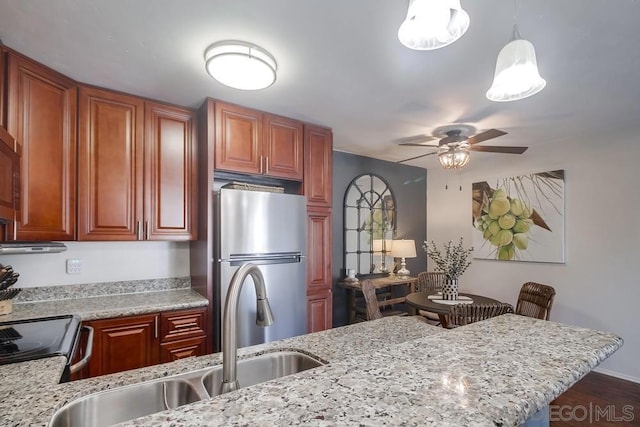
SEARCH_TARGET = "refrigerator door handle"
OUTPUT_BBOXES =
[220,253,304,266]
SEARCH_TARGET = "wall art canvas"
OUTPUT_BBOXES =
[472,170,565,263]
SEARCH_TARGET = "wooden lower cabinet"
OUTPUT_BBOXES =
[81,307,207,379]
[87,314,159,378]
[307,288,333,333]
[159,307,207,363]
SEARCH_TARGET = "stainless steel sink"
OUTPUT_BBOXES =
[202,350,325,397]
[49,351,324,427]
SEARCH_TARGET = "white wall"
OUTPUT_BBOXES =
[426,136,640,382]
[0,241,190,287]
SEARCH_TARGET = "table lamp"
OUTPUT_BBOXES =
[392,239,416,277]
[372,239,393,273]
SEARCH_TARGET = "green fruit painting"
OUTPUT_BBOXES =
[471,171,565,263]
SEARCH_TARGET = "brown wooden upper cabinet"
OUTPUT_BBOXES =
[215,102,303,181]
[78,86,197,241]
[6,51,77,241]
[0,48,6,128]
[0,127,19,229]
[303,125,333,207]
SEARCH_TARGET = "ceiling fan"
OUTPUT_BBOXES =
[397,128,528,168]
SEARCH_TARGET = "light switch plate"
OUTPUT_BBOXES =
[66,259,82,274]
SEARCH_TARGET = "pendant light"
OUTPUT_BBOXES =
[438,142,470,169]
[204,41,277,90]
[486,1,546,102]
[398,0,470,51]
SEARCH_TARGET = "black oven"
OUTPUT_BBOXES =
[0,315,93,382]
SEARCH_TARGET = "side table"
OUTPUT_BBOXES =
[337,275,417,323]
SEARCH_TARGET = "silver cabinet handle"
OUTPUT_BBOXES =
[136,221,142,240]
[69,326,94,375]
[155,315,159,338]
[144,220,149,240]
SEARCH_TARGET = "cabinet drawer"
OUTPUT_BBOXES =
[159,336,207,363]
[160,308,206,342]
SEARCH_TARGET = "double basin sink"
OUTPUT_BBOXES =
[50,350,324,427]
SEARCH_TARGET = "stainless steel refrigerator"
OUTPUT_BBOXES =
[214,188,307,351]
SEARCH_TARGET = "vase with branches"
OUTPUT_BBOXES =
[423,238,473,300]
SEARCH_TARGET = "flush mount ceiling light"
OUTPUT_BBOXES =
[398,0,470,50]
[204,41,277,90]
[438,142,470,169]
[486,1,546,102]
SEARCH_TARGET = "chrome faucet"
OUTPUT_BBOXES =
[220,263,274,394]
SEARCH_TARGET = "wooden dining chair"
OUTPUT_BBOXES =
[361,280,383,320]
[448,302,514,328]
[415,272,447,324]
[515,282,556,320]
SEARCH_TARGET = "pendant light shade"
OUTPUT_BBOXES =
[204,41,277,91]
[486,37,546,102]
[438,143,470,169]
[398,0,470,50]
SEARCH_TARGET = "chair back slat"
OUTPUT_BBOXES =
[416,272,446,293]
[361,280,383,320]
[449,302,514,327]
[515,282,556,320]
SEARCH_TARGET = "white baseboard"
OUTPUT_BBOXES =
[593,367,640,384]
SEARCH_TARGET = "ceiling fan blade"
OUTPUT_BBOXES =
[467,129,507,145]
[470,145,528,154]
[397,151,438,163]
[396,135,437,146]
[399,142,438,147]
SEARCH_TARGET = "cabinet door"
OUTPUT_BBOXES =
[307,288,333,333]
[303,125,333,208]
[78,86,144,240]
[87,314,159,377]
[263,114,303,180]
[145,102,197,240]
[214,102,262,175]
[306,207,332,293]
[0,127,18,224]
[0,48,5,128]
[7,52,77,240]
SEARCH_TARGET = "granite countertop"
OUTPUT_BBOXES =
[0,314,623,426]
[6,288,208,322]
[3,277,208,322]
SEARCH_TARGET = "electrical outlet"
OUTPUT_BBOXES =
[66,259,82,274]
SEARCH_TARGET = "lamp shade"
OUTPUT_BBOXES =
[204,41,277,90]
[392,239,417,258]
[398,0,470,51]
[486,38,546,102]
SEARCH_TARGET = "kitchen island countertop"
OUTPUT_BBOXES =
[0,314,622,426]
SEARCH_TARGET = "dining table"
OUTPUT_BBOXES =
[405,291,502,328]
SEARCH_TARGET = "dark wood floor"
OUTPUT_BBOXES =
[550,372,640,426]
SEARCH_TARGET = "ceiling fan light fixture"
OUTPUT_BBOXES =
[398,0,470,51]
[204,41,277,91]
[438,143,470,169]
[486,36,546,102]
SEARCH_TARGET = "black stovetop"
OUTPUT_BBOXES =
[0,315,81,365]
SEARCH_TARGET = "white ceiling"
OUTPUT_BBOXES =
[1,0,639,169]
